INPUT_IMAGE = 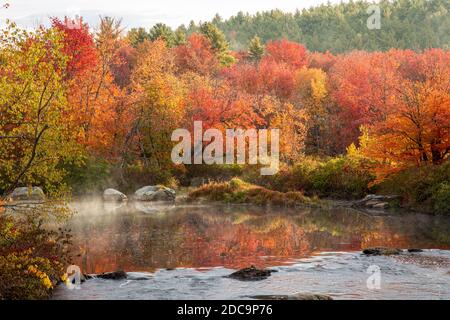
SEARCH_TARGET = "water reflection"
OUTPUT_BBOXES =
[67,201,450,274]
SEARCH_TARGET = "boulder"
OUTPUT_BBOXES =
[103,188,127,202]
[251,293,333,300]
[8,187,45,201]
[134,185,176,202]
[363,247,402,256]
[227,266,274,281]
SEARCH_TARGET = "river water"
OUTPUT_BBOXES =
[53,200,450,300]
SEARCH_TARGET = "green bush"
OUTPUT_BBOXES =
[432,182,450,215]
[309,157,374,199]
[251,156,374,199]
[63,157,112,196]
[376,161,450,214]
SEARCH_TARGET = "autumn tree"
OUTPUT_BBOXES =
[361,49,450,181]
[264,39,308,69]
[329,51,400,152]
[295,67,333,154]
[128,40,186,176]
[0,23,82,193]
[175,34,221,76]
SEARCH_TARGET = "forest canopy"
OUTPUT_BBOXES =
[0,0,449,213]
[194,0,450,52]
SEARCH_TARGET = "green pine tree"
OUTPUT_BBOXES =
[248,35,265,61]
[199,22,235,66]
[149,23,176,47]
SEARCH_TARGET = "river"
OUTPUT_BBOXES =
[53,200,450,300]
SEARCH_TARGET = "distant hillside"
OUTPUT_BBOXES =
[183,0,449,52]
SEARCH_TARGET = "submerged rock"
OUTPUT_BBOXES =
[103,188,127,202]
[227,266,273,281]
[9,186,45,201]
[95,271,127,280]
[251,293,333,300]
[363,247,402,256]
[134,186,176,201]
[407,248,424,253]
[83,271,153,281]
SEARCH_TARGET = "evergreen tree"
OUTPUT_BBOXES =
[248,35,264,61]
[149,23,176,47]
[174,26,187,45]
[127,27,150,48]
[199,22,235,66]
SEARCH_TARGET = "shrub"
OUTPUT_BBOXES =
[376,161,450,214]
[432,182,450,215]
[309,157,374,199]
[0,203,73,299]
[63,156,112,196]
[251,156,374,199]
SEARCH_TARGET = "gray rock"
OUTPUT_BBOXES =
[9,187,45,201]
[134,185,176,201]
[103,188,127,202]
[251,293,333,300]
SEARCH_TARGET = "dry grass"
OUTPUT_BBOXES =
[188,178,320,207]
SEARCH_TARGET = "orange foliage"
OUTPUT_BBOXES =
[175,34,221,76]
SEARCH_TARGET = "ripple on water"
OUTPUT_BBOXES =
[53,250,450,300]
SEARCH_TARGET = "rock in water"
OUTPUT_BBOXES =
[94,271,127,280]
[407,248,424,253]
[9,187,45,201]
[353,194,400,209]
[103,188,127,202]
[134,185,176,201]
[363,247,402,256]
[251,293,333,300]
[227,266,273,281]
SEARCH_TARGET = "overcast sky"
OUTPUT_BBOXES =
[1,0,349,29]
